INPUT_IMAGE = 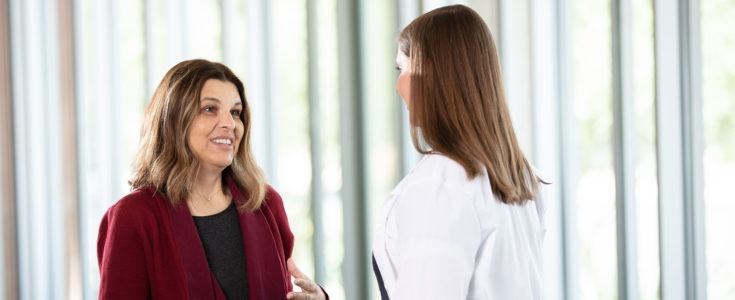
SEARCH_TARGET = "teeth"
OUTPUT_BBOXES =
[212,139,232,145]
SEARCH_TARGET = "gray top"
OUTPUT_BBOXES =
[193,202,248,300]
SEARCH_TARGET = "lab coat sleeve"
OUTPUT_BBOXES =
[392,178,482,299]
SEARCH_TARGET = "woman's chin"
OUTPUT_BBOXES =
[200,160,233,172]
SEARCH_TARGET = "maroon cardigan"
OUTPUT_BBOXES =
[97,178,294,299]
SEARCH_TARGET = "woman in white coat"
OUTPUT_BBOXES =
[372,5,548,300]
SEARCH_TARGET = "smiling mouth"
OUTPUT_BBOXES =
[211,138,233,145]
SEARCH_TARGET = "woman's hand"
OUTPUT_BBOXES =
[286,258,327,300]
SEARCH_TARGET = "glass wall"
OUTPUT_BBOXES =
[310,0,345,297]
[270,0,313,282]
[570,0,618,298]
[361,0,400,264]
[702,0,735,299]
[631,0,660,298]
[75,0,147,297]
[2,0,734,299]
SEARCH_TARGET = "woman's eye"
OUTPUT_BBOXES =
[202,106,217,113]
[230,110,241,117]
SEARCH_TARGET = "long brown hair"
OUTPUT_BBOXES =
[399,5,544,204]
[130,59,266,211]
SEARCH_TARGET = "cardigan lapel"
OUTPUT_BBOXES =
[169,201,226,299]
[227,178,290,299]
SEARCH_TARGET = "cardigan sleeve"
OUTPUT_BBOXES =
[263,186,332,299]
[97,202,150,299]
[264,186,295,259]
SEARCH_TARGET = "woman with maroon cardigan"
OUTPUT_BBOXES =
[97,59,326,300]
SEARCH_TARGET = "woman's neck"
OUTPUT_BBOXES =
[188,167,231,216]
[191,169,223,197]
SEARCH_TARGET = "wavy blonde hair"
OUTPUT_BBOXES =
[399,5,545,204]
[130,59,266,211]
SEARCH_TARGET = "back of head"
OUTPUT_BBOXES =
[130,59,266,210]
[398,5,543,204]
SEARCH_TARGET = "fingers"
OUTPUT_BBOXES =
[287,259,325,300]
[287,287,325,300]
[293,278,319,293]
[286,291,312,300]
[287,258,308,279]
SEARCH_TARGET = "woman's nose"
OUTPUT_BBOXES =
[219,112,236,129]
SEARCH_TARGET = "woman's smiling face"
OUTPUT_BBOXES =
[187,79,244,171]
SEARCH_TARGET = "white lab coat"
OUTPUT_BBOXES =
[373,154,546,299]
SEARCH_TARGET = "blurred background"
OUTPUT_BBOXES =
[0,0,733,299]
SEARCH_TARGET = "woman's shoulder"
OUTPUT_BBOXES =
[262,185,284,208]
[393,154,482,206]
[105,187,165,222]
[388,155,485,239]
[409,154,474,187]
[260,185,289,220]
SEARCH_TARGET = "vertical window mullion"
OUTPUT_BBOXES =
[305,0,326,284]
[73,0,91,298]
[653,0,686,298]
[653,0,706,299]
[8,1,28,297]
[680,0,707,298]
[337,0,369,299]
[57,0,82,298]
[529,0,565,298]
[555,0,579,298]
[611,0,639,299]
[0,0,17,298]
